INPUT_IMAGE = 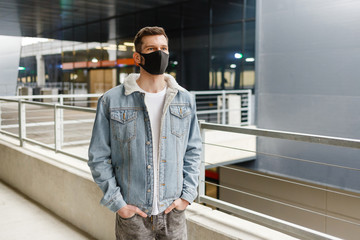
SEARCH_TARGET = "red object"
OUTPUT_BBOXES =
[205,170,219,180]
[62,62,74,70]
[101,60,116,67]
[74,61,88,68]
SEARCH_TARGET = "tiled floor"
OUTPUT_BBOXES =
[0,181,93,240]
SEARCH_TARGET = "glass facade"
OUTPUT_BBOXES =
[17,0,256,93]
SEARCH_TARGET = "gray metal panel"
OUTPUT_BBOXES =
[0,36,21,96]
[256,0,360,192]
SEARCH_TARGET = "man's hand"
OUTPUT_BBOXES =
[164,198,189,214]
[117,205,148,218]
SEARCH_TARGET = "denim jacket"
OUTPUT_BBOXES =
[88,73,202,216]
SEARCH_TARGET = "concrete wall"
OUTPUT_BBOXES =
[0,137,298,240]
[254,1,360,191]
[219,165,360,240]
[0,35,21,96]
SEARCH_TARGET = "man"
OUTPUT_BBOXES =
[88,26,202,240]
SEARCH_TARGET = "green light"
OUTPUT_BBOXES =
[18,67,26,70]
[234,53,243,59]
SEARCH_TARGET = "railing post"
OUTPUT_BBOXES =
[54,104,62,152]
[59,95,64,147]
[0,100,2,130]
[222,90,226,124]
[247,90,252,125]
[18,99,26,147]
[196,120,206,203]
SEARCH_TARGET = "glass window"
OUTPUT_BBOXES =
[44,54,62,84]
[101,20,111,43]
[136,10,156,29]
[246,0,256,19]
[62,28,74,42]
[182,0,209,28]
[74,25,87,42]
[212,0,244,25]
[87,22,101,43]
[117,15,136,39]
[166,30,181,84]
[211,23,243,89]
[183,27,209,90]
[244,20,255,56]
[212,22,242,64]
[157,5,181,30]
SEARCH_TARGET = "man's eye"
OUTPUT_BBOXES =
[162,47,168,51]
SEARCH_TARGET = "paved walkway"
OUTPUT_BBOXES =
[0,181,93,240]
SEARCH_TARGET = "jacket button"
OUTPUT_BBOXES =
[146,141,150,145]
[147,189,151,192]
[147,165,151,169]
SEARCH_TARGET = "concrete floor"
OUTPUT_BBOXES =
[0,181,94,240]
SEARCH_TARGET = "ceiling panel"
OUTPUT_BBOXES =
[0,0,185,41]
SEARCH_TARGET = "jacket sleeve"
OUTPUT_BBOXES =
[88,96,127,212]
[180,95,202,204]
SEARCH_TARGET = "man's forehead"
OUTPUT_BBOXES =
[142,35,168,46]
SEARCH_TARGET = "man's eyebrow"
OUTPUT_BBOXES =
[143,44,168,48]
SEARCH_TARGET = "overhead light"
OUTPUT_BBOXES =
[102,44,118,51]
[230,64,236,69]
[234,53,243,59]
[118,45,127,51]
[245,57,255,62]
[91,58,98,63]
[124,42,134,46]
[173,61,178,65]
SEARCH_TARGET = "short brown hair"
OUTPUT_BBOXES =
[134,26,168,52]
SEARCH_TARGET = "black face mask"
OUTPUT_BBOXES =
[138,50,169,75]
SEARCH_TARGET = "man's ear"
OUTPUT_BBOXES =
[133,52,142,66]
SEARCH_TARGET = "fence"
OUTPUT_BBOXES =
[197,122,360,240]
[0,91,252,160]
[1,93,359,239]
[191,89,252,126]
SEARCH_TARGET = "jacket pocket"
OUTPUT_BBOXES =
[110,109,137,143]
[169,104,191,138]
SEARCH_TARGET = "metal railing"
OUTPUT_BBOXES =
[2,93,358,239]
[0,91,252,160]
[0,97,97,160]
[3,93,101,106]
[197,122,360,240]
[191,89,252,126]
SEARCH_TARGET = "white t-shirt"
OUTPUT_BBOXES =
[138,85,167,215]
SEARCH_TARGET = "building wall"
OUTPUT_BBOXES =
[0,36,21,96]
[254,0,360,192]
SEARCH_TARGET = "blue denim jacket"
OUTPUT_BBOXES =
[88,73,202,215]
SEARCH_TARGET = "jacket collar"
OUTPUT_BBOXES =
[124,73,185,96]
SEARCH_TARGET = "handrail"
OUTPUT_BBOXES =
[199,196,341,240]
[197,121,359,240]
[1,93,102,100]
[1,94,354,239]
[201,122,360,149]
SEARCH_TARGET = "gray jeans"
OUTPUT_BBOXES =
[115,209,187,240]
